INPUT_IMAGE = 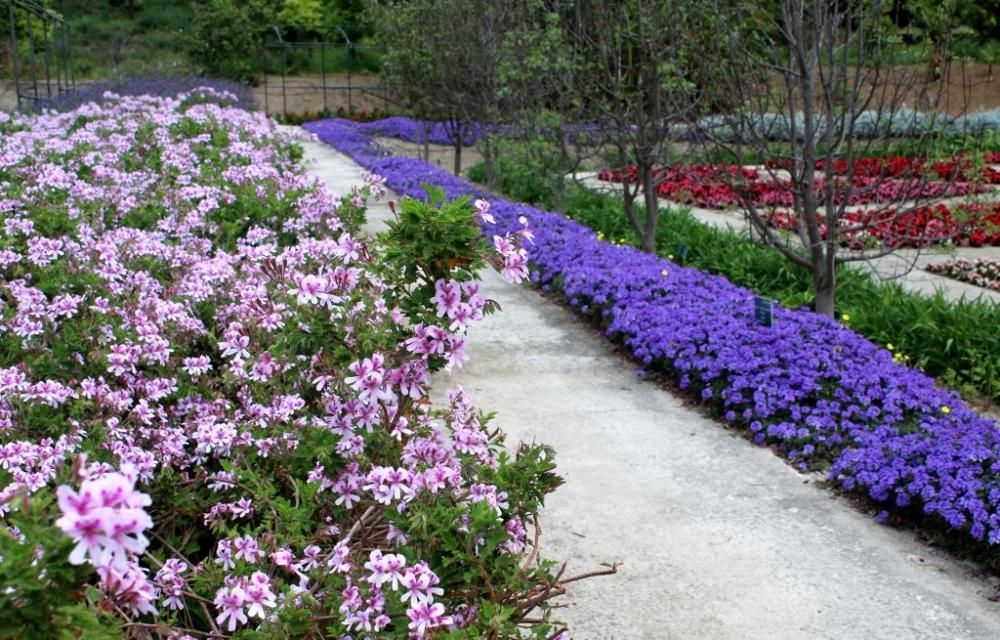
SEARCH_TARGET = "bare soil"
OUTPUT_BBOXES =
[254,73,392,116]
[895,61,1000,113]
[256,65,1000,118]
[376,137,485,176]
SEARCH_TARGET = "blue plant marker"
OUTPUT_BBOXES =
[754,296,773,327]
[675,243,689,262]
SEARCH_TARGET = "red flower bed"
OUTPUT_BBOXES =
[766,201,1000,248]
[597,163,989,210]
[766,156,1000,183]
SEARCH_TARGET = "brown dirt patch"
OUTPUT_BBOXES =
[906,62,1000,113]
[254,73,392,116]
[376,137,485,176]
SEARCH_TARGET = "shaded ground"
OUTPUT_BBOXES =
[255,63,1000,117]
[866,61,1000,114]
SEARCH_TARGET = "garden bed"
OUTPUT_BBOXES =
[766,201,1000,248]
[927,257,1000,292]
[597,162,1000,247]
[0,93,562,638]
[307,116,1000,554]
[597,163,992,209]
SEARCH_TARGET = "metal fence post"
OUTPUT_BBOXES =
[26,9,39,108]
[320,42,328,113]
[281,45,288,115]
[7,0,75,112]
[8,1,22,110]
[42,12,52,101]
[347,43,353,113]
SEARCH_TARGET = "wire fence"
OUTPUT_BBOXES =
[2,16,392,116]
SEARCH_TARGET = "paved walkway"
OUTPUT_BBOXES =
[301,139,1000,640]
[576,171,1000,304]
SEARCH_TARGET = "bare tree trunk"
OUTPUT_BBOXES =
[812,252,836,316]
[554,170,567,216]
[555,128,570,215]
[639,163,660,253]
[453,138,462,175]
[482,136,499,190]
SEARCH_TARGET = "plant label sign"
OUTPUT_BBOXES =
[754,296,774,327]
[675,243,689,262]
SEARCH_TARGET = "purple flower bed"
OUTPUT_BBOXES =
[47,76,258,113]
[305,117,1000,546]
[351,116,695,147]
[357,117,486,146]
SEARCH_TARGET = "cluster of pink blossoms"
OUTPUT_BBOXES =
[55,462,157,614]
[336,552,451,637]
[475,198,533,283]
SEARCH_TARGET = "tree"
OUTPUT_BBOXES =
[373,1,453,163]
[495,3,592,213]
[374,0,524,178]
[188,0,278,83]
[324,0,373,40]
[278,0,326,32]
[901,0,975,80]
[706,0,964,317]
[569,0,717,253]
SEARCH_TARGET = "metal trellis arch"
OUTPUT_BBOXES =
[5,0,74,111]
[260,23,390,117]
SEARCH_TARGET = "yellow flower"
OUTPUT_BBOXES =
[596,231,605,240]
[886,343,894,351]
[841,313,850,322]
[941,405,951,414]
[667,254,675,260]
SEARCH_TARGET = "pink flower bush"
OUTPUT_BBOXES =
[0,91,571,637]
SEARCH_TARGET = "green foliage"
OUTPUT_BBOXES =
[379,185,492,325]
[187,0,275,83]
[62,0,195,78]
[60,0,377,79]
[278,0,325,30]
[372,0,462,121]
[470,150,1000,404]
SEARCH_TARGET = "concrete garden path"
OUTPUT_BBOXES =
[301,139,1000,640]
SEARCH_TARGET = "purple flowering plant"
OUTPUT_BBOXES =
[307,117,1000,555]
[0,93,579,639]
[351,117,636,149]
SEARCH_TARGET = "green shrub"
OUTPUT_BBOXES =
[186,0,275,83]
